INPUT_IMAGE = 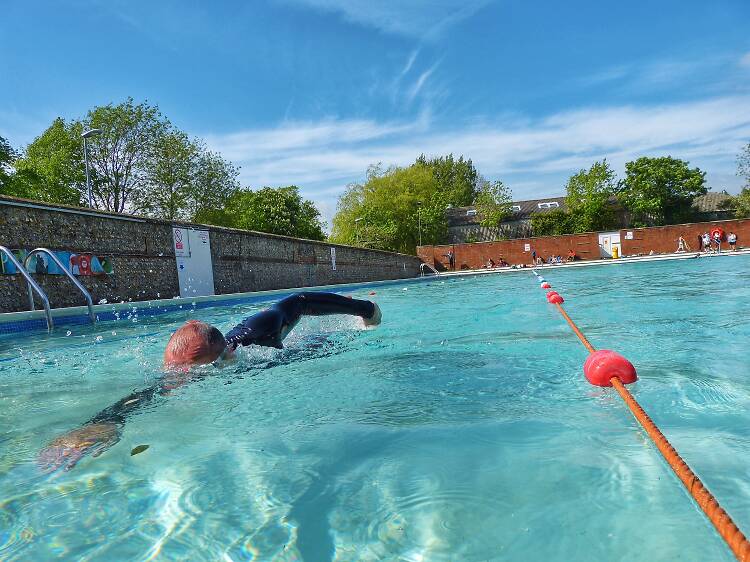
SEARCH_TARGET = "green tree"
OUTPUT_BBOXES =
[531,209,576,236]
[565,160,619,232]
[84,98,169,212]
[618,156,707,226]
[223,186,326,240]
[475,176,513,227]
[331,163,448,253]
[729,188,750,218]
[0,135,17,191]
[137,130,197,220]
[10,119,85,205]
[416,153,479,206]
[190,147,241,225]
[738,142,750,189]
[730,143,750,218]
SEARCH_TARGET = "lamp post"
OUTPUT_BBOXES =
[354,217,363,245]
[416,201,423,247]
[81,128,102,208]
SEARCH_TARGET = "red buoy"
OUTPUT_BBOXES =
[369,291,376,295]
[541,282,551,289]
[546,291,564,304]
[583,350,638,386]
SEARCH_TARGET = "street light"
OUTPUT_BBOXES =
[81,128,102,208]
[354,217,363,245]
[416,201,423,247]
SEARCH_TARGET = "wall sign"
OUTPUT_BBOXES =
[174,228,215,297]
[625,231,634,240]
[330,247,337,271]
[524,243,531,252]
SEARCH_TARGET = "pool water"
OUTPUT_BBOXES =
[1,255,749,561]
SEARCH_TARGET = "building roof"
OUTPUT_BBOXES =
[691,191,733,213]
[446,196,567,227]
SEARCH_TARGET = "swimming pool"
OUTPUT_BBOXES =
[1,255,749,561]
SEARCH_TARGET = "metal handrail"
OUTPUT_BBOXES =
[24,248,96,324]
[420,263,440,276]
[0,245,54,332]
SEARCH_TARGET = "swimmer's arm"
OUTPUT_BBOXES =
[38,380,179,472]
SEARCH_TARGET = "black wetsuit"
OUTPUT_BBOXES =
[224,292,376,350]
[88,292,375,426]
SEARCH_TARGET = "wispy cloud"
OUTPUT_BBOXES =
[201,95,750,226]
[278,0,492,39]
[740,51,750,68]
[406,62,440,103]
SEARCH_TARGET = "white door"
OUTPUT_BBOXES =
[598,231,621,258]
[173,227,215,297]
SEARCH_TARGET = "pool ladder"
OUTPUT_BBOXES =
[420,263,440,276]
[0,246,96,332]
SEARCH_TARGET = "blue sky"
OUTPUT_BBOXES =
[2,0,749,226]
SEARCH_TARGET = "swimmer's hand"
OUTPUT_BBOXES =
[363,303,382,327]
[38,422,120,472]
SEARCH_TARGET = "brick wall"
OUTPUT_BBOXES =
[620,220,750,255]
[418,218,750,270]
[0,196,421,313]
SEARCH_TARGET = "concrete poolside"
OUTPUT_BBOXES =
[421,247,750,278]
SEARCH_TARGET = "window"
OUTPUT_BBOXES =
[511,205,521,212]
[466,209,478,216]
[537,201,560,209]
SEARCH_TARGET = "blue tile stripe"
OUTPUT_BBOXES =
[0,276,431,336]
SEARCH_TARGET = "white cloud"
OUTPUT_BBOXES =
[200,95,750,226]
[278,0,492,38]
[406,62,440,103]
[740,51,750,67]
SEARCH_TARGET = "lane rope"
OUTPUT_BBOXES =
[531,270,750,561]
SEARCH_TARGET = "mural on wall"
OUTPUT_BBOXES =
[1,250,114,276]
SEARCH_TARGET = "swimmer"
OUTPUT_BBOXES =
[38,292,381,472]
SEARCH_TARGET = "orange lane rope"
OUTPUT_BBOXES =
[545,287,750,561]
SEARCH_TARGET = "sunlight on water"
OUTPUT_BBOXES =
[1,255,749,560]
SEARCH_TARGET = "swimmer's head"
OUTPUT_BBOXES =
[163,320,227,368]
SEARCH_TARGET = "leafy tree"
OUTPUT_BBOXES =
[618,156,707,226]
[730,188,750,218]
[730,143,750,218]
[331,163,448,253]
[191,147,241,225]
[531,209,576,236]
[475,176,513,227]
[0,135,17,191]
[738,142,750,189]
[416,153,479,206]
[10,119,85,205]
[565,160,619,232]
[137,130,197,220]
[84,98,169,212]
[223,186,325,240]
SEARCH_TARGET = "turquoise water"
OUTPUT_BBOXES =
[1,255,749,561]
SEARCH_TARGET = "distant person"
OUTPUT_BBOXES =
[728,232,737,251]
[485,258,495,268]
[702,233,712,253]
[447,250,455,270]
[712,230,722,253]
[531,249,537,265]
[567,249,576,262]
[536,256,543,265]
[675,236,690,253]
[38,292,382,472]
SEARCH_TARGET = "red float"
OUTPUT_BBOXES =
[583,350,638,386]
[546,291,564,304]
[541,282,551,289]
[369,291,376,295]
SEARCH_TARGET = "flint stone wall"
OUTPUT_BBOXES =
[0,196,420,313]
